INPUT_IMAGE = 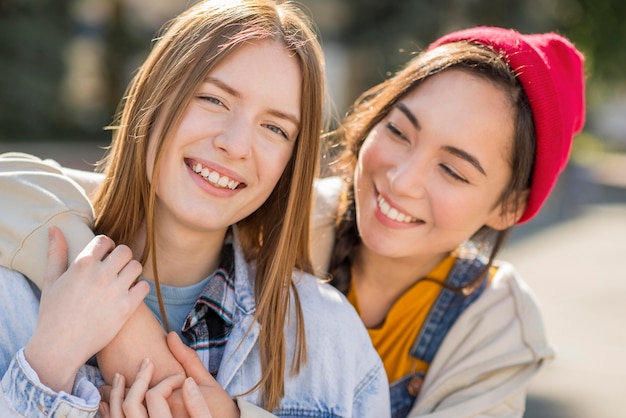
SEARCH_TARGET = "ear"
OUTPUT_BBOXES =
[486,189,529,231]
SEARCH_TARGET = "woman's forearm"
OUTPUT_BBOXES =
[97,302,186,387]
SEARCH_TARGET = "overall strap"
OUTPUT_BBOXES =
[409,256,488,363]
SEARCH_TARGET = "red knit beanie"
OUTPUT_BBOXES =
[428,26,586,223]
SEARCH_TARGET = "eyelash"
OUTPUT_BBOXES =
[386,122,407,141]
[386,123,469,184]
[440,165,469,183]
[199,95,289,139]
[263,124,288,139]
[199,95,225,107]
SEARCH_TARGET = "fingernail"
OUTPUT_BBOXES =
[113,372,120,387]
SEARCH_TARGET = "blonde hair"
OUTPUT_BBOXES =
[92,0,325,409]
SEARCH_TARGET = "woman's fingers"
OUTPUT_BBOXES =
[103,245,143,287]
[166,332,238,417]
[145,374,186,417]
[182,378,214,418]
[167,332,215,386]
[123,357,188,418]
[107,373,127,418]
[76,234,116,264]
[121,358,153,418]
[99,401,111,418]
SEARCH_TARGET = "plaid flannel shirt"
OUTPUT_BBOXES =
[182,235,236,376]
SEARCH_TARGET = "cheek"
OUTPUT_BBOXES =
[436,193,496,237]
[357,136,386,176]
[429,187,476,224]
[262,144,294,187]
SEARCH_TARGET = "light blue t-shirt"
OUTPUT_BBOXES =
[143,276,211,342]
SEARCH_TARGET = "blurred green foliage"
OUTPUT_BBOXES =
[0,0,73,140]
[0,0,624,143]
[322,0,626,107]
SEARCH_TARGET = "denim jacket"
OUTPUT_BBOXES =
[0,231,390,417]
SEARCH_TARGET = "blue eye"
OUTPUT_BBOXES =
[200,95,225,107]
[264,124,289,139]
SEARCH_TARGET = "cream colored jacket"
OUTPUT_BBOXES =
[0,153,554,417]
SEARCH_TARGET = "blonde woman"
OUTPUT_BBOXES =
[0,0,388,416]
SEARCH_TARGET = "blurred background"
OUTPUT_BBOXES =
[0,0,625,416]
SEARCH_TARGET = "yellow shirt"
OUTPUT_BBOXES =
[347,256,454,383]
[348,257,497,384]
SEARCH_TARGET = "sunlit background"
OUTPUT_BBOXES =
[1,1,625,417]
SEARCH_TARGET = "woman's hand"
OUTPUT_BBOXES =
[166,332,240,418]
[99,358,212,418]
[24,226,149,393]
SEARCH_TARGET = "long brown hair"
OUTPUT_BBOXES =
[92,0,325,409]
[329,41,535,295]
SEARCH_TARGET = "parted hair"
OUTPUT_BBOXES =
[329,41,535,296]
[92,0,325,409]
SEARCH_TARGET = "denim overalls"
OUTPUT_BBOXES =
[389,255,488,418]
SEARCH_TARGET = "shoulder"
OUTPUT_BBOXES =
[311,176,343,276]
[488,260,544,317]
[292,271,350,311]
[435,260,553,363]
[459,261,547,335]
[486,261,552,349]
[289,272,389,405]
[412,261,554,415]
[291,271,370,339]
[312,176,343,225]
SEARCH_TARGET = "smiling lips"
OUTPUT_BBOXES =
[377,195,421,223]
[190,161,241,190]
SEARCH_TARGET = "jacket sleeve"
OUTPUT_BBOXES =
[0,152,97,289]
[408,263,555,418]
[0,266,101,418]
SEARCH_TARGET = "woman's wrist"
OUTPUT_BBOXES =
[24,333,82,393]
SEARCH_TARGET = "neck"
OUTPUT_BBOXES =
[351,244,447,328]
[133,221,228,288]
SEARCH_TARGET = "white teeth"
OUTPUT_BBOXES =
[377,195,417,223]
[191,162,240,190]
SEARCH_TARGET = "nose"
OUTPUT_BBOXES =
[387,152,427,199]
[213,117,252,159]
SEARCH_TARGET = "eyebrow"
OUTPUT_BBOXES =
[205,77,300,128]
[395,102,420,130]
[395,102,486,176]
[443,145,487,176]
